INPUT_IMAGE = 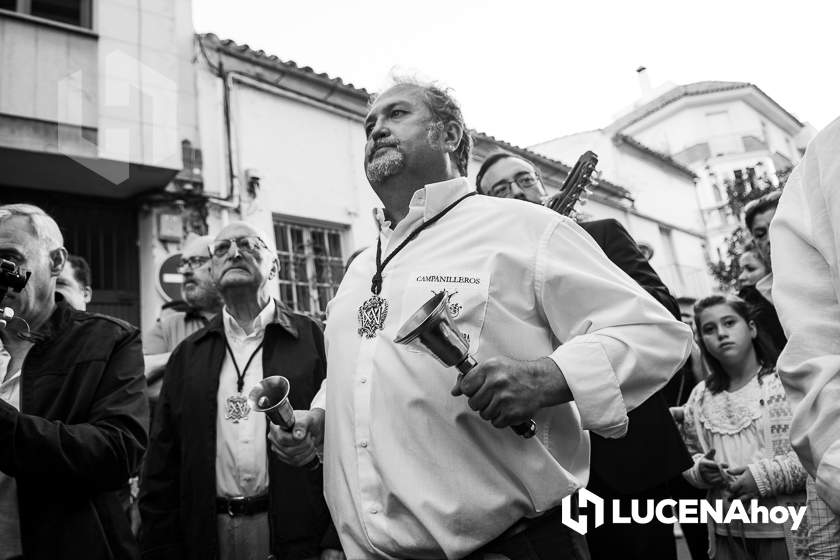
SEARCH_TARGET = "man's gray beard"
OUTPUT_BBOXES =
[184,286,222,312]
[366,150,405,186]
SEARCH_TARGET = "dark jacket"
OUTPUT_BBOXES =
[580,219,692,495]
[0,299,148,559]
[139,301,334,560]
[738,284,786,359]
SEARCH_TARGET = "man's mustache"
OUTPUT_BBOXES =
[367,139,400,160]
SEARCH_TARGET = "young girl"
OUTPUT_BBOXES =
[682,295,807,560]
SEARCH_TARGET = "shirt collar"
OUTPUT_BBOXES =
[374,177,473,231]
[222,299,278,340]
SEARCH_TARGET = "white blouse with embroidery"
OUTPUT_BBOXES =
[697,376,766,472]
[683,373,793,538]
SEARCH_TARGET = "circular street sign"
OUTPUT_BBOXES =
[157,253,183,302]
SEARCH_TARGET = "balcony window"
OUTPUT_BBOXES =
[0,0,92,29]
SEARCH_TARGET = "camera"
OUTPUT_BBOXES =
[0,258,30,327]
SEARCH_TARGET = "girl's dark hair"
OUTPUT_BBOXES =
[694,294,778,393]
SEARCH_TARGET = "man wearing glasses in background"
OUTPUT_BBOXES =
[143,235,223,411]
[477,153,703,560]
[139,222,341,560]
[476,152,548,203]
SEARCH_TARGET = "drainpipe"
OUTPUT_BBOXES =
[202,59,240,212]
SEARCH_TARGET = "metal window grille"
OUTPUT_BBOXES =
[273,220,345,320]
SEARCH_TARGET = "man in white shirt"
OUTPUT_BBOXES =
[139,222,341,560]
[272,80,692,559]
[771,116,840,523]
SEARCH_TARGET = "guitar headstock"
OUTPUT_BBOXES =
[545,151,599,218]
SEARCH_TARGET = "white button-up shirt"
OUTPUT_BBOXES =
[215,301,274,497]
[0,346,22,559]
[314,177,692,559]
[772,115,840,514]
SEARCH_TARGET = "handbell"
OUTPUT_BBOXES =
[249,376,321,469]
[249,376,296,429]
[394,291,536,439]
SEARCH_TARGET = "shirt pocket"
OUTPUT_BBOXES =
[399,270,491,355]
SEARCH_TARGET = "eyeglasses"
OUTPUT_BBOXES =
[209,236,268,258]
[487,172,544,198]
[179,256,210,270]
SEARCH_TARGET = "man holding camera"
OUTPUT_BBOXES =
[0,203,148,560]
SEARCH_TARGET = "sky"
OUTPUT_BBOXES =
[192,0,838,148]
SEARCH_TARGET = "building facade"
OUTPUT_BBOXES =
[0,0,196,326]
[187,33,381,324]
[607,80,811,257]
[529,129,712,298]
[4,2,749,326]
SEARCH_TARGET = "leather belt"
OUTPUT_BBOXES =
[216,494,270,517]
[498,502,564,540]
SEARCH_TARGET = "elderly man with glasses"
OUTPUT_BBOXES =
[139,222,340,560]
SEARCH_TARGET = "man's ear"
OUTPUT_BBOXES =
[442,120,463,153]
[83,286,93,304]
[49,247,68,277]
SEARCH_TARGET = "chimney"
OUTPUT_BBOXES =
[636,66,651,96]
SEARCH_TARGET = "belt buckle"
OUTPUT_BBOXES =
[227,496,246,517]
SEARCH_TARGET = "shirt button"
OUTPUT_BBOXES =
[360,377,367,384]
[360,440,368,448]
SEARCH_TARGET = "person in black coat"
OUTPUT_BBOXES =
[139,222,340,560]
[477,154,706,560]
[736,242,786,359]
[0,204,148,560]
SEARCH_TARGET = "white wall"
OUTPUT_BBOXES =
[95,0,186,168]
[195,67,227,196]
[532,133,703,231]
[231,81,381,252]
[629,97,800,167]
[0,0,188,167]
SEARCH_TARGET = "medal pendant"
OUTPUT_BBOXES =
[225,393,251,423]
[357,294,389,339]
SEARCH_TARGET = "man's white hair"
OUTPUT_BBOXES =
[0,203,64,251]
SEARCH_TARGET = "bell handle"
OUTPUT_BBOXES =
[268,414,323,471]
[456,355,537,439]
[511,419,537,439]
